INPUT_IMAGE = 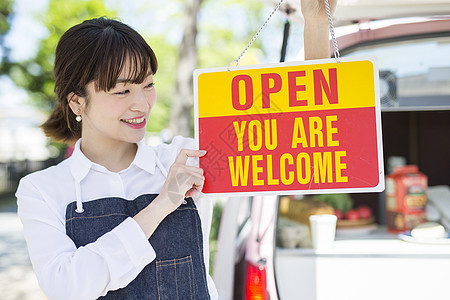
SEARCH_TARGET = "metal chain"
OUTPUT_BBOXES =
[324,0,340,63]
[228,0,340,69]
[228,0,285,70]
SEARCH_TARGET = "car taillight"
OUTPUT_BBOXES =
[246,262,268,300]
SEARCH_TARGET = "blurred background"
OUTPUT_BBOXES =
[0,0,304,299]
[2,0,450,299]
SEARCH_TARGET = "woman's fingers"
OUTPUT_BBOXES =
[173,149,207,165]
[185,171,205,197]
[301,0,337,20]
[162,148,207,207]
[166,171,204,203]
[182,165,204,176]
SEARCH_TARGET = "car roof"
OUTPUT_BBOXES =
[333,16,450,53]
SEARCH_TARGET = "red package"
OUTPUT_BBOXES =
[386,165,427,232]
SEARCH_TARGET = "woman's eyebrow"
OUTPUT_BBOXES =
[116,78,131,84]
[115,73,153,84]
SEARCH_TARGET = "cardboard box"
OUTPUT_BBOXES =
[386,165,427,232]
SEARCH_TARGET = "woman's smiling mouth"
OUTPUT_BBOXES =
[120,116,145,125]
[120,116,147,129]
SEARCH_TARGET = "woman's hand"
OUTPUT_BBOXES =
[301,0,338,60]
[301,0,337,22]
[133,149,206,239]
[160,149,206,209]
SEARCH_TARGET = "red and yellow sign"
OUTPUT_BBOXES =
[194,57,384,196]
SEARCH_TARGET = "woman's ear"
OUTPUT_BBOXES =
[67,92,86,116]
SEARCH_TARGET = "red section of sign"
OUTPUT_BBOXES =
[199,107,379,194]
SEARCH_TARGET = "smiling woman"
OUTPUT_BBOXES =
[41,18,158,144]
[13,0,337,298]
[69,74,157,171]
[16,17,216,300]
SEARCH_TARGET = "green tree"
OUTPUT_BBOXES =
[0,0,13,34]
[168,0,266,137]
[1,0,269,135]
[168,0,203,137]
[144,34,177,133]
[198,0,266,69]
[0,0,14,62]
[1,0,115,111]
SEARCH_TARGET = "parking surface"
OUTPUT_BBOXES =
[0,197,47,300]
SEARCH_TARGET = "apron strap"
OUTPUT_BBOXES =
[154,154,168,178]
[74,145,182,214]
[75,182,84,213]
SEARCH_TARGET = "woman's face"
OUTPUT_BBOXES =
[80,66,156,146]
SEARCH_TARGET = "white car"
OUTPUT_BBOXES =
[212,10,450,300]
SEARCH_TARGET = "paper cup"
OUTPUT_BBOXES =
[309,214,337,250]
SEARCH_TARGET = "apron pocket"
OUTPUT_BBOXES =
[156,255,195,300]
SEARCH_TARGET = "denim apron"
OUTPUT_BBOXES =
[65,195,210,300]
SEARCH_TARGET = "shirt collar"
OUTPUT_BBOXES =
[68,139,94,183]
[132,139,156,174]
[68,138,156,183]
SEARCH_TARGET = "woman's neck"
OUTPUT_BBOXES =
[79,137,138,173]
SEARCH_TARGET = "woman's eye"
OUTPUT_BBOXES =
[114,90,130,95]
[145,82,155,89]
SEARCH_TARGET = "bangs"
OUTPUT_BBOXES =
[83,24,157,92]
[49,17,158,142]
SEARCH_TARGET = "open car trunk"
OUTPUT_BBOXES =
[261,0,450,25]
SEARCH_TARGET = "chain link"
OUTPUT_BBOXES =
[324,0,340,63]
[228,0,285,71]
[228,0,341,70]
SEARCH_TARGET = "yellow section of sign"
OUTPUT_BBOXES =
[197,60,375,118]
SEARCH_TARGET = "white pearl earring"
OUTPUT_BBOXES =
[75,109,82,122]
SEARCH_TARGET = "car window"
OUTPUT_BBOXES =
[343,35,450,108]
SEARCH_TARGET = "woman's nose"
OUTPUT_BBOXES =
[131,90,150,112]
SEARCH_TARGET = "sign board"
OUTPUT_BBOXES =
[194,57,384,197]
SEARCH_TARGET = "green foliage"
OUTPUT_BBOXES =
[211,200,224,240]
[0,0,14,36]
[314,194,354,214]
[2,0,271,134]
[2,0,116,111]
[198,0,266,69]
[144,34,177,132]
[209,200,224,275]
[0,0,14,74]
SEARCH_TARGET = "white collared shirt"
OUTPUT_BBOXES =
[16,136,218,300]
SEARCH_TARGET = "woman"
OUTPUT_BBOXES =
[16,1,336,299]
